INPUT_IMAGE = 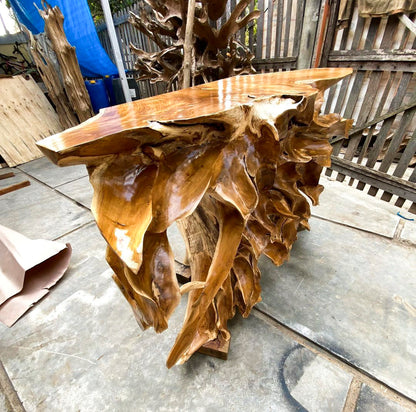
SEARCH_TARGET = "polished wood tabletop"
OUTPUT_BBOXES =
[38,68,352,164]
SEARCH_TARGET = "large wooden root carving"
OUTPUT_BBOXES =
[37,69,352,368]
[129,0,260,89]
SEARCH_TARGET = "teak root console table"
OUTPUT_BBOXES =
[38,68,352,368]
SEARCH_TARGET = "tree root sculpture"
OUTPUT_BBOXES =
[129,0,260,90]
[37,69,353,368]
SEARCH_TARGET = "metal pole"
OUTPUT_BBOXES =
[100,0,132,103]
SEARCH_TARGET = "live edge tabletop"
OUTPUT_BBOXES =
[38,68,352,368]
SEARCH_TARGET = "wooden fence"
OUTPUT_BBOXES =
[320,2,416,213]
[95,0,315,94]
[96,3,166,97]
[96,0,416,213]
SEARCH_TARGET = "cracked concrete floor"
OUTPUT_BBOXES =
[0,157,415,412]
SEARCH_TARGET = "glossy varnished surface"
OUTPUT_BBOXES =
[37,68,352,367]
[38,68,351,162]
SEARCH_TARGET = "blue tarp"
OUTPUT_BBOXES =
[9,0,117,77]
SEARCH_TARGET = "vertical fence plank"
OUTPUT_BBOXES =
[398,166,416,209]
[364,17,381,49]
[248,1,255,50]
[379,107,416,173]
[326,75,353,177]
[380,118,416,201]
[393,128,416,178]
[283,0,293,56]
[292,0,305,57]
[351,16,366,50]
[265,0,274,59]
[256,0,265,59]
[334,71,365,181]
[380,15,398,49]
[274,0,284,58]
[320,0,342,66]
[323,83,337,114]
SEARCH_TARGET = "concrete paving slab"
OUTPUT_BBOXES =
[314,177,400,238]
[400,219,416,245]
[0,224,353,412]
[0,391,7,412]
[280,345,352,412]
[18,157,88,188]
[0,172,93,240]
[257,217,416,401]
[355,384,408,412]
[56,176,93,210]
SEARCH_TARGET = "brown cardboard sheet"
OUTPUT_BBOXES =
[0,224,72,326]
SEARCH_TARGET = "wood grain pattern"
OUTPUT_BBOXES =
[0,181,30,196]
[38,68,352,367]
[0,75,62,167]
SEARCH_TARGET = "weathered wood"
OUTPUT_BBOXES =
[248,1,255,51]
[0,181,30,196]
[330,99,416,144]
[39,4,94,123]
[319,0,341,67]
[182,0,196,89]
[252,56,297,70]
[324,4,416,206]
[297,0,321,69]
[328,49,416,62]
[274,0,283,58]
[351,15,366,49]
[265,0,274,59]
[364,18,381,50]
[356,125,377,165]
[398,13,416,36]
[27,31,78,130]
[355,71,383,125]
[343,70,383,185]
[0,172,14,180]
[336,71,365,182]
[283,0,293,57]
[393,128,416,178]
[292,0,305,57]
[367,105,416,196]
[379,107,416,173]
[389,72,414,111]
[38,68,352,367]
[328,60,416,72]
[325,73,352,178]
[256,0,265,58]
[330,157,416,203]
[0,75,62,167]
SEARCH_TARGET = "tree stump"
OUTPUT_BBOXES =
[37,68,353,368]
[39,4,94,123]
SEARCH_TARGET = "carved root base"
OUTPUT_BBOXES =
[197,336,230,361]
[37,69,353,368]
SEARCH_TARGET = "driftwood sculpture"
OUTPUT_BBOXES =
[27,31,78,130]
[38,4,94,123]
[37,68,352,368]
[129,0,260,89]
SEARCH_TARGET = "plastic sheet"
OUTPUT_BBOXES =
[9,0,118,77]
